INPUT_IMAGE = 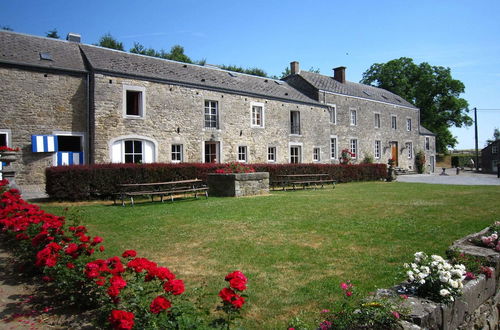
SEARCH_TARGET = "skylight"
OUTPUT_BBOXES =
[228,72,238,77]
[39,52,52,61]
[275,80,284,85]
[363,91,371,96]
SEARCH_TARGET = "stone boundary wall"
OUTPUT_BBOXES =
[207,172,269,197]
[382,228,500,330]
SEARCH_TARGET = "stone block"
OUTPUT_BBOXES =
[207,172,269,197]
[405,297,442,329]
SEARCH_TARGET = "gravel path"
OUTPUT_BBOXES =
[396,169,500,186]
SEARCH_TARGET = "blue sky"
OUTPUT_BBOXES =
[1,0,499,149]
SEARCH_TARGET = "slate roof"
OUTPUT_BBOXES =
[419,126,436,136]
[79,44,322,106]
[289,70,417,109]
[0,31,86,72]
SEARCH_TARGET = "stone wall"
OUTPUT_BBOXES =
[0,67,87,190]
[207,172,269,197]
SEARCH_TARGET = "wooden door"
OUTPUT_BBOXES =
[391,142,398,167]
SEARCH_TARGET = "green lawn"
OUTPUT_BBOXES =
[40,182,500,328]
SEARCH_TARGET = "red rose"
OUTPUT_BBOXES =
[225,271,247,291]
[163,279,185,295]
[65,243,79,255]
[92,236,104,245]
[149,296,172,314]
[110,275,127,289]
[108,310,134,330]
[99,245,105,252]
[66,262,75,269]
[218,287,236,302]
[231,295,245,308]
[122,250,137,258]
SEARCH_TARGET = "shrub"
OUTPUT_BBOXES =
[46,163,387,201]
[415,151,426,174]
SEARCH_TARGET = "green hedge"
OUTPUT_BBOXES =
[45,163,387,201]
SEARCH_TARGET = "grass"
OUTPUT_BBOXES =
[40,181,500,328]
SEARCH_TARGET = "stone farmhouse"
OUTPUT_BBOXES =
[481,140,499,173]
[0,31,436,192]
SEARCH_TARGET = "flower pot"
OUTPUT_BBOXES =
[0,151,18,163]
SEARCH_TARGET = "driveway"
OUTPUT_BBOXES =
[396,169,500,185]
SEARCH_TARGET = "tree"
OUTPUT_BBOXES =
[46,29,60,39]
[486,128,500,145]
[1,26,13,31]
[96,33,124,51]
[219,65,267,77]
[130,43,194,64]
[361,57,471,152]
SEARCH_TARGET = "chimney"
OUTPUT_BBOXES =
[290,61,300,75]
[66,33,81,43]
[333,66,346,83]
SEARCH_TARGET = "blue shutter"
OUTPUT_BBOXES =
[31,135,58,152]
[57,152,84,166]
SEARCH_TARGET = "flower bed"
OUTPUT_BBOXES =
[0,179,248,329]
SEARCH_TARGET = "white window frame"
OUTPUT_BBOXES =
[122,85,146,119]
[171,144,183,163]
[328,104,337,125]
[289,143,303,164]
[290,110,301,135]
[406,118,412,131]
[350,138,358,159]
[406,142,413,159]
[391,115,397,130]
[350,109,357,126]
[238,145,248,163]
[250,102,264,128]
[330,136,338,159]
[203,141,222,163]
[0,130,11,148]
[425,137,430,151]
[267,146,276,163]
[374,140,381,159]
[109,135,157,164]
[374,113,381,128]
[204,100,219,129]
[313,147,321,162]
[52,131,86,165]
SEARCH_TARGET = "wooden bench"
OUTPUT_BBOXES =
[114,179,208,206]
[271,174,336,191]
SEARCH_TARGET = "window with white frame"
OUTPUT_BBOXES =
[374,113,380,128]
[204,100,219,129]
[124,140,144,163]
[391,115,397,129]
[123,85,145,118]
[313,147,320,162]
[290,111,301,135]
[290,145,301,164]
[268,146,276,162]
[425,137,430,150]
[406,118,412,131]
[350,109,357,126]
[330,137,337,159]
[350,139,358,159]
[111,138,156,164]
[406,142,413,158]
[251,104,264,127]
[0,132,8,148]
[374,140,381,159]
[328,105,337,124]
[171,144,183,162]
[238,146,247,162]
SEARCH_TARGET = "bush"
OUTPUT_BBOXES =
[46,163,387,201]
[451,155,473,168]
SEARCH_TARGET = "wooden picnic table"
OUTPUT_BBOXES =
[115,179,208,206]
[273,174,336,191]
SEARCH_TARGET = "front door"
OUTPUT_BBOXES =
[204,142,220,163]
[430,156,435,173]
[390,142,398,167]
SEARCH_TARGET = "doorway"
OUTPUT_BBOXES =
[204,142,220,163]
[390,142,398,167]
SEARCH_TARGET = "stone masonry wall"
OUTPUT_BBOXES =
[0,67,87,190]
[321,91,424,170]
[93,74,331,165]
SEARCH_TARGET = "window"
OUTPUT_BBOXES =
[111,137,156,164]
[268,147,276,162]
[290,145,301,164]
[492,145,498,154]
[251,104,264,127]
[391,116,397,129]
[374,113,380,128]
[350,109,357,126]
[374,140,381,159]
[290,111,300,135]
[406,118,412,131]
[238,146,247,162]
[313,147,320,162]
[57,135,82,152]
[425,137,430,150]
[328,105,337,124]
[124,140,143,163]
[204,100,219,129]
[123,85,145,118]
[330,137,337,159]
[0,133,7,147]
[406,142,413,158]
[204,141,220,163]
[171,144,183,162]
[350,139,358,159]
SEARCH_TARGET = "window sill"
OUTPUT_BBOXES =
[124,115,145,120]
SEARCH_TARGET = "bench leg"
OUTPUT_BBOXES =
[160,195,164,203]
[130,196,134,207]
[205,191,208,199]
[151,195,154,203]
[121,194,125,207]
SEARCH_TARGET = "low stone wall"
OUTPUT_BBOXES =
[207,172,269,197]
[384,228,500,330]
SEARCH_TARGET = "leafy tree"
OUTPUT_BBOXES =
[219,65,267,77]
[486,128,500,145]
[46,29,60,39]
[130,43,193,64]
[167,45,193,63]
[361,57,471,152]
[1,26,13,31]
[96,33,124,51]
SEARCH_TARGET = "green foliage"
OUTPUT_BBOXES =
[1,26,13,31]
[451,155,472,168]
[96,33,124,51]
[46,29,60,39]
[129,43,194,64]
[219,64,267,77]
[361,57,472,152]
[486,128,500,145]
[362,155,374,164]
[415,150,426,173]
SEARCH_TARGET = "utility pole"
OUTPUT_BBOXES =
[474,107,479,172]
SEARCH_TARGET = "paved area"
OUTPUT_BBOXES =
[397,169,500,185]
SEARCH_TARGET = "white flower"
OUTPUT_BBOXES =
[431,255,444,262]
[449,280,459,288]
[419,279,425,285]
[440,289,450,296]
[439,272,451,282]
[414,252,426,260]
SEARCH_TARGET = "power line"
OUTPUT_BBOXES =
[475,108,500,111]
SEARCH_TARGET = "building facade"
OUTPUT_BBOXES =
[0,31,436,192]
[481,140,500,173]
